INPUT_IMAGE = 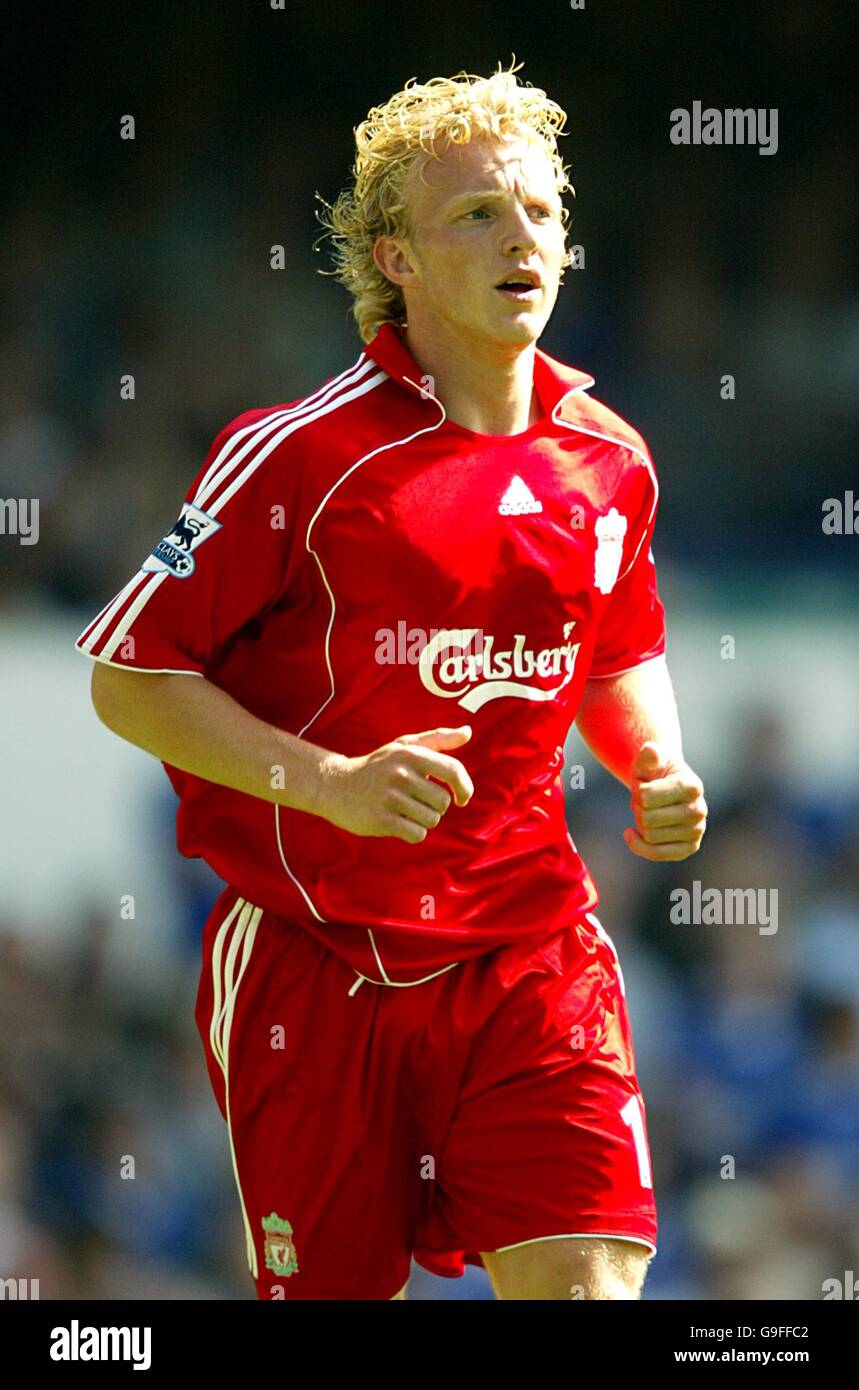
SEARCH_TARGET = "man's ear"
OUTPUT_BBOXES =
[373,234,420,289]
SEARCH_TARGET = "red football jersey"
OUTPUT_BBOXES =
[76,322,666,983]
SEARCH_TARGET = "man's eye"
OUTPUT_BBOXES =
[464,207,490,220]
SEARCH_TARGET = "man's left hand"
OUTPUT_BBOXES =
[623,741,708,862]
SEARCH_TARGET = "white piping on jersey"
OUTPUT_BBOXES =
[208,895,262,1280]
[274,364,457,982]
[81,361,385,661]
[273,795,328,921]
[295,374,447,740]
[550,397,659,584]
[84,657,203,676]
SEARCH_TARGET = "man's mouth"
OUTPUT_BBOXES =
[495,272,542,303]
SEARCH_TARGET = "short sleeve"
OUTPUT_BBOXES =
[588,471,667,680]
[75,410,299,675]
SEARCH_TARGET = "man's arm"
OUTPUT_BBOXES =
[574,656,707,861]
[89,663,473,844]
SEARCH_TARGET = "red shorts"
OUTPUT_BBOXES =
[194,884,658,1299]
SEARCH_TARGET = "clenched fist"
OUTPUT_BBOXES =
[317,726,474,843]
[623,741,708,862]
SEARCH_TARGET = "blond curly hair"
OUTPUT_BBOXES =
[315,59,575,343]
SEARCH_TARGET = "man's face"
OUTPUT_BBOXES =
[384,135,567,348]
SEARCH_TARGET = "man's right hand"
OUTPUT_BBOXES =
[315,726,474,842]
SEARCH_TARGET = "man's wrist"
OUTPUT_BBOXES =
[614,740,679,786]
[271,735,346,820]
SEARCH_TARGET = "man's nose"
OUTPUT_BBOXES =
[500,209,539,256]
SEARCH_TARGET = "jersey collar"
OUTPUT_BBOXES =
[363,321,594,420]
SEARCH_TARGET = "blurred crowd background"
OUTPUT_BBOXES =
[1,0,857,1299]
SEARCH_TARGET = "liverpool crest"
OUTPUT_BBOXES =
[594,507,628,594]
[262,1212,299,1278]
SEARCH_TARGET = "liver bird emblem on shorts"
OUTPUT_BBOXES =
[262,1212,300,1278]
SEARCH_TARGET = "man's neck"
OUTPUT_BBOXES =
[402,321,541,436]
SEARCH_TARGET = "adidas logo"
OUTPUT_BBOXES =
[498,476,542,516]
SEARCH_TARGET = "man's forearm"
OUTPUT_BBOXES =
[90,664,339,817]
[574,657,684,788]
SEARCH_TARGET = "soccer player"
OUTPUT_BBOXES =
[76,63,707,1300]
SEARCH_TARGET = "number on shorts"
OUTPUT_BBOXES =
[621,1094,653,1188]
